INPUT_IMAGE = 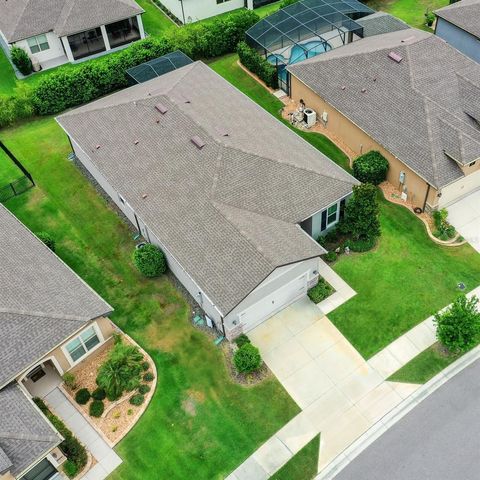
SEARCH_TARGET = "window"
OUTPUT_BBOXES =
[65,326,100,363]
[105,17,140,49]
[27,34,49,54]
[216,0,232,3]
[469,161,476,167]
[327,203,338,226]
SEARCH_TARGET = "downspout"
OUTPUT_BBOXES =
[423,183,431,212]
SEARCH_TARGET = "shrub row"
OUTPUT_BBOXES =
[33,397,87,478]
[237,41,278,89]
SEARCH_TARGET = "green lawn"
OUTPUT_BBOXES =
[0,48,17,95]
[0,148,24,185]
[136,0,177,35]
[388,343,461,384]
[329,193,480,359]
[0,117,299,480]
[365,0,449,30]
[271,435,320,480]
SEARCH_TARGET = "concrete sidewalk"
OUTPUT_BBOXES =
[45,388,122,480]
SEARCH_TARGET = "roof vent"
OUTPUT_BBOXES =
[341,85,346,90]
[142,193,148,199]
[388,52,403,63]
[217,128,229,137]
[95,144,101,150]
[401,36,416,43]
[191,136,205,149]
[155,103,168,114]
[134,140,139,145]
[361,88,367,93]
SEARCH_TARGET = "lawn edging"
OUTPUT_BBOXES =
[316,343,480,480]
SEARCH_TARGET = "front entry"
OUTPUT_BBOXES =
[22,360,62,398]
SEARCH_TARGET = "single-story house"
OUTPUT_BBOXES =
[355,11,410,38]
[0,204,113,480]
[57,61,357,339]
[0,0,145,71]
[288,28,480,211]
[435,0,480,63]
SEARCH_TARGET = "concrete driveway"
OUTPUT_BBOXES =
[447,189,480,252]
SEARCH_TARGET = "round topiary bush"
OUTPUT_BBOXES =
[141,361,150,371]
[138,384,151,395]
[143,372,154,382]
[234,343,262,373]
[352,151,389,185]
[36,232,56,252]
[129,394,145,406]
[75,388,90,405]
[91,387,106,401]
[133,244,167,277]
[89,400,104,418]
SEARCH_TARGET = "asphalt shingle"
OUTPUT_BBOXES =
[435,0,480,39]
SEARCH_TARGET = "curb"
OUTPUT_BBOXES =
[316,343,480,479]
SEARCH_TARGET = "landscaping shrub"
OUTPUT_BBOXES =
[352,151,389,185]
[234,343,262,373]
[433,208,456,240]
[130,393,145,406]
[344,236,376,253]
[133,243,167,277]
[75,388,90,405]
[280,0,300,7]
[91,387,106,401]
[89,400,105,418]
[425,11,435,27]
[324,251,337,263]
[143,371,154,382]
[138,384,151,395]
[63,460,78,478]
[32,10,258,115]
[33,398,87,477]
[324,228,339,244]
[96,341,144,400]
[237,41,278,89]
[0,84,34,128]
[235,333,251,349]
[342,184,380,241]
[307,278,333,303]
[434,294,480,353]
[317,235,327,247]
[36,231,56,251]
[141,360,150,371]
[10,46,32,75]
[62,372,77,390]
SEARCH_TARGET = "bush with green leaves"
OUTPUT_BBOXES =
[352,151,389,185]
[10,46,32,75]
[432,208,456,240]
[75,388,90,405]
[235,333,251,349]
[234,343,262,373]
[425,11,435,27]
[237,41,278,89]
[342,184,380,241]
[63,460,78,478]
[307,278,333,303]
[62,372,77,390]
[141,361,150,371]
[36,231,56,252]
[344,236,376,253]
[91,387,106,401]
[0,84,34,128]
[280,0,299,7]
[434,294,480,353]
[143,371,154,382]
[33,398,87,477]
[324,251,337,263]
[138,384,151,395]
[133,243,167,277]
[96,341,144,400]
[130,393,145,406]
[89,400,105,418]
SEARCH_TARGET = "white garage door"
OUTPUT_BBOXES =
[239,274,308,333]
[439,170,480,208]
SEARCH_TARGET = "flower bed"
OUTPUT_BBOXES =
[63,334,156,444]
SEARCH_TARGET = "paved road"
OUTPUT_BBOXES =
[335,359,480,480]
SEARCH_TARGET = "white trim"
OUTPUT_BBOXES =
[299,191,351,224]
[137,14,145,39]
[18,355,65,382]
[100,25,111,51]
[61,321,105,368]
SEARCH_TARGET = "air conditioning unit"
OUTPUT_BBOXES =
[303,108,316,128]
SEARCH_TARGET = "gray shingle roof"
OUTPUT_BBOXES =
[356,12,410,37]
[0,205,112,388]
[435,0,480,39]
[57,61,356,315]
[0,384,61,476]
[0,0,143,42]
[289,29,480,188]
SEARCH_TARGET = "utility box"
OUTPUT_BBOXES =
[304,108,317,128]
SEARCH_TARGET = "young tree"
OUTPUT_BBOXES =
[434,295,480,353]
[342,183,380,240]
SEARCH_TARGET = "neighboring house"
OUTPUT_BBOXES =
[288,28,480,212]
[355,11,410,38]
[56,61,357,339]
[435,0,480,63]
[159,0,274,24]
[0,204,113,480]
[0,0,145,71]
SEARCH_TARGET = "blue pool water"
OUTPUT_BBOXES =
[267,40,331,85]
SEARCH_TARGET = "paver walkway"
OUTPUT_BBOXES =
[44,388,122,480]
[227,285,480,480]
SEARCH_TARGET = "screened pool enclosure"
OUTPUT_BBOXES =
[245,0,374,92]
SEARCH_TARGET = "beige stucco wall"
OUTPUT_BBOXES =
[290,75,440,210]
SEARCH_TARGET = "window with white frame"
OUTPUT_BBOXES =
[65,326,100,362]
[327,203,338,226]
[27,34,50,54]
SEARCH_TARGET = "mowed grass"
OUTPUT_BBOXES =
[136,0,177,35]
[0,48,17,95]
[1,117,299,480]
[0,148,24,185]
[329,193,480,359]
[365,0,449,30]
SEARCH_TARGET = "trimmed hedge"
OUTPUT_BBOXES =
[308,278,333,303]
[133,243,167,277]
[0,84,34,128]
[352,151,389,185]
[89,400,105,417]
[234,343,262,373]
[237,41,278,89]
[32,10,259,115]
[75,388,90,405]
[11,46,32,75]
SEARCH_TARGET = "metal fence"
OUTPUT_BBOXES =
[0,176,34,202]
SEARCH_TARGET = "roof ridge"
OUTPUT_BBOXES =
[0,307,91,323]
[0,431,59,443]
[11,0,34,40]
